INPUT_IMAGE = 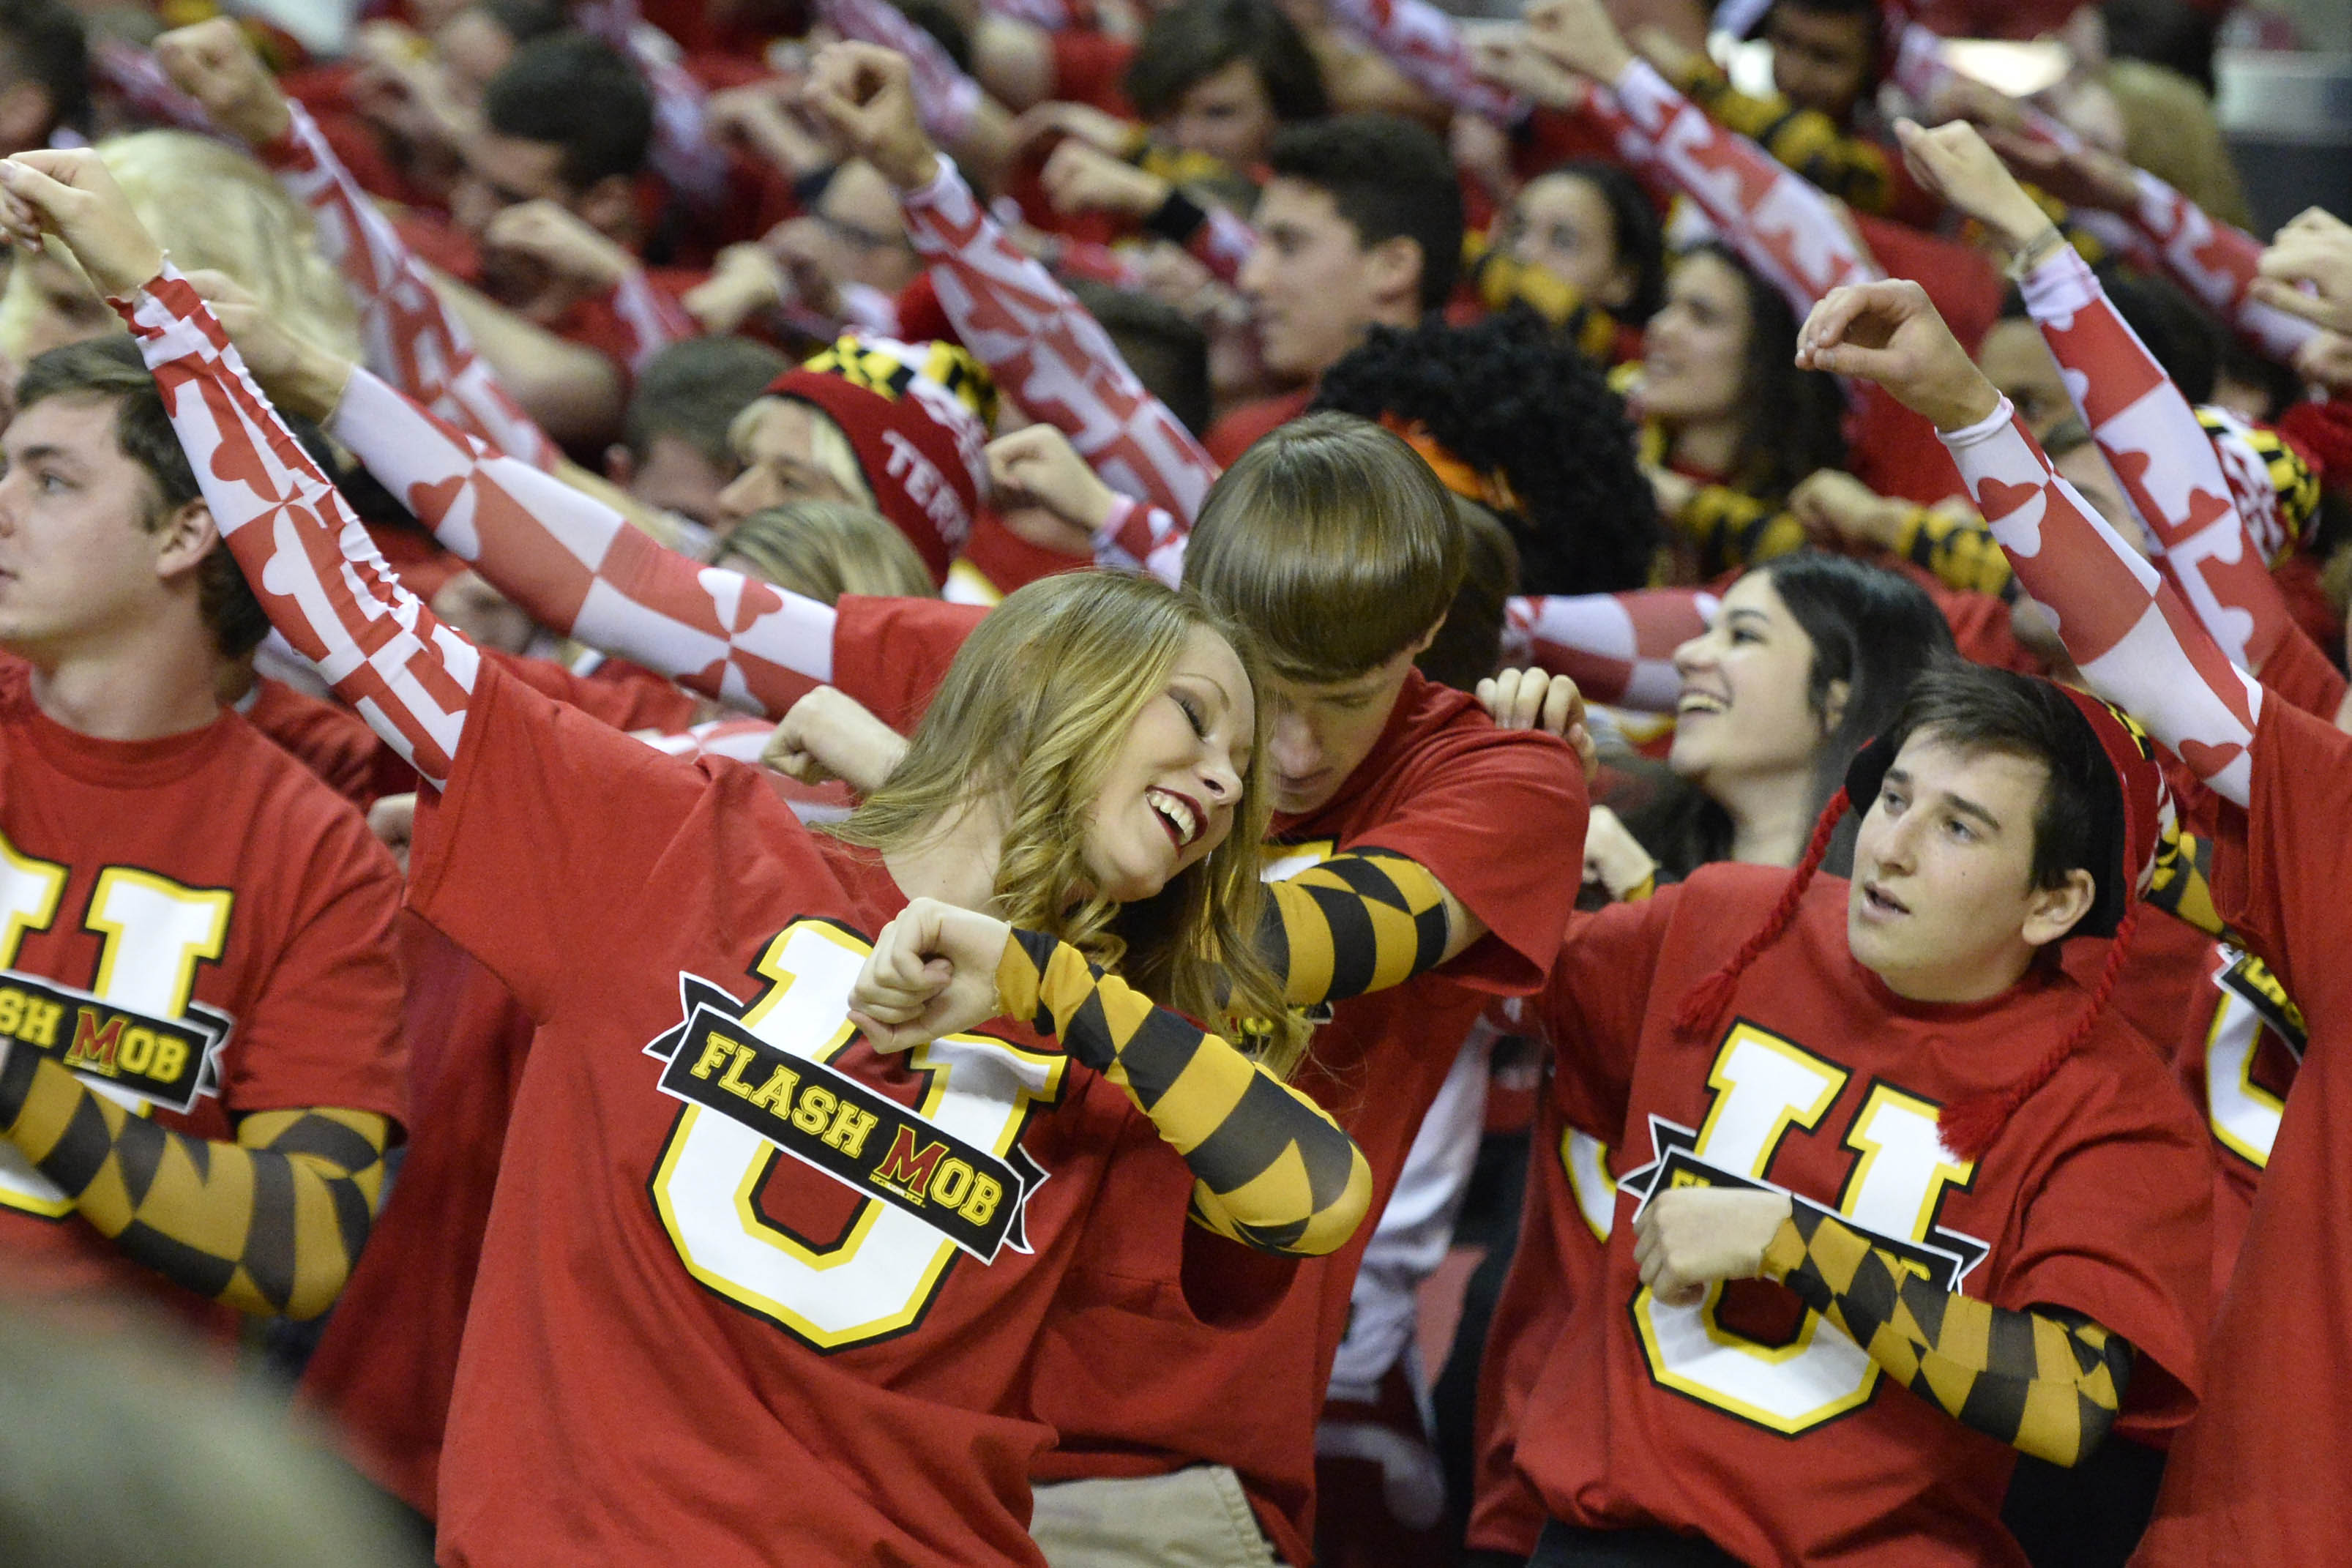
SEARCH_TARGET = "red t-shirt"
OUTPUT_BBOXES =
[2141,699,2352,1563]
[1050,30,1139,117]
[413,659,1149,1567]
[0,660,408,1334]
[818,603,1588,1562]
[1026,673,1588,1564]
[1205,384,1317,468]
[1507,865,2209,1564]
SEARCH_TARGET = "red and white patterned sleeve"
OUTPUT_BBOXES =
[260,100,564,471]
[2126,168,2319,366]
[1592,59,1882,316]
[2020,242,2298,676]
[326,365,840,717]
[116,268,479,787]
[1941,397,2263,807]
[901,156,1221,521]
[1501,589,1716,712]
[1094,495,1190,585]
[1318,0,1524,122]
[1190,205,1259,287]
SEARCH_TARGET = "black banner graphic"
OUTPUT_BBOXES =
[646,977,1042,1263]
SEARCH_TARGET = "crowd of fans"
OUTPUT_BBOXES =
[3,0,2351,1561]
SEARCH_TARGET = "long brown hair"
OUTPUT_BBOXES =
[824,572,1311,1073]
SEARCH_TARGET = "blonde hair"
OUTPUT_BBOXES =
[0,131,362,366]
[717,501,936,603]
[825,571,1310,1074]
[726,395,876,507]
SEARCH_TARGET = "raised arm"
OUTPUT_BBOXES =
[806,42,1222,523]
[154,20,565,471]
[1523,0,1879,316]
[1900,119,2312,679]
[324,366,837,718]
[1319,0,1526,122]
[1799,276,2264,806]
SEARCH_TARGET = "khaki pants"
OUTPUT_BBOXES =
[1029,1466,1284,1568]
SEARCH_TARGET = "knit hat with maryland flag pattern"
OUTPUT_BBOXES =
[766,335,996,585]
[1672,665,2176,1161]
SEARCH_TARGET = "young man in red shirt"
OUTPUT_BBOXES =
[1800,128,2352,1565]
[1210,113,1463,464]
[0,335,407,1335]
[1490,660,2210,1563]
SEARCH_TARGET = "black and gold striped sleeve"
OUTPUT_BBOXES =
[1763,1203,2132,1467]
[2145,820,2224,938]
[1261,850,1455,1009]
[0,1049,389,1320]
[1670,59,1900,214]
[996,930,1373,1256]
[1890,505,2019,600]
[1677,485,1807,572]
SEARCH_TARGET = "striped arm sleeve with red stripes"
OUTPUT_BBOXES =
[2021,242,2301,676]
[1940,397,2264,808]
[900,156,1221,523]
[259,100,563,471]
[1502,589,1716,712]
[1591,59,1883,317]
[326,367,837,717]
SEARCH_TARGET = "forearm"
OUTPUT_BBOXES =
[433,275,627,446]
[996,932,1373,1255]
[261,101,563,470]
[1319,0,1523,121]
[1502,589,1713,712]
[1593,59,1881,316]
[329,367,837,717]
[0,1046,385,1320]
[1892,506,2016,600]
[2023,242,2295,673]
[901,156,1221,521]
[1763,1203,2131,1467]
[1674,61,1899,214]
[1261,850,1454,1007]
[1939,397,2263,807]
[117,269,480,784]
[2128,168,2319,365]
